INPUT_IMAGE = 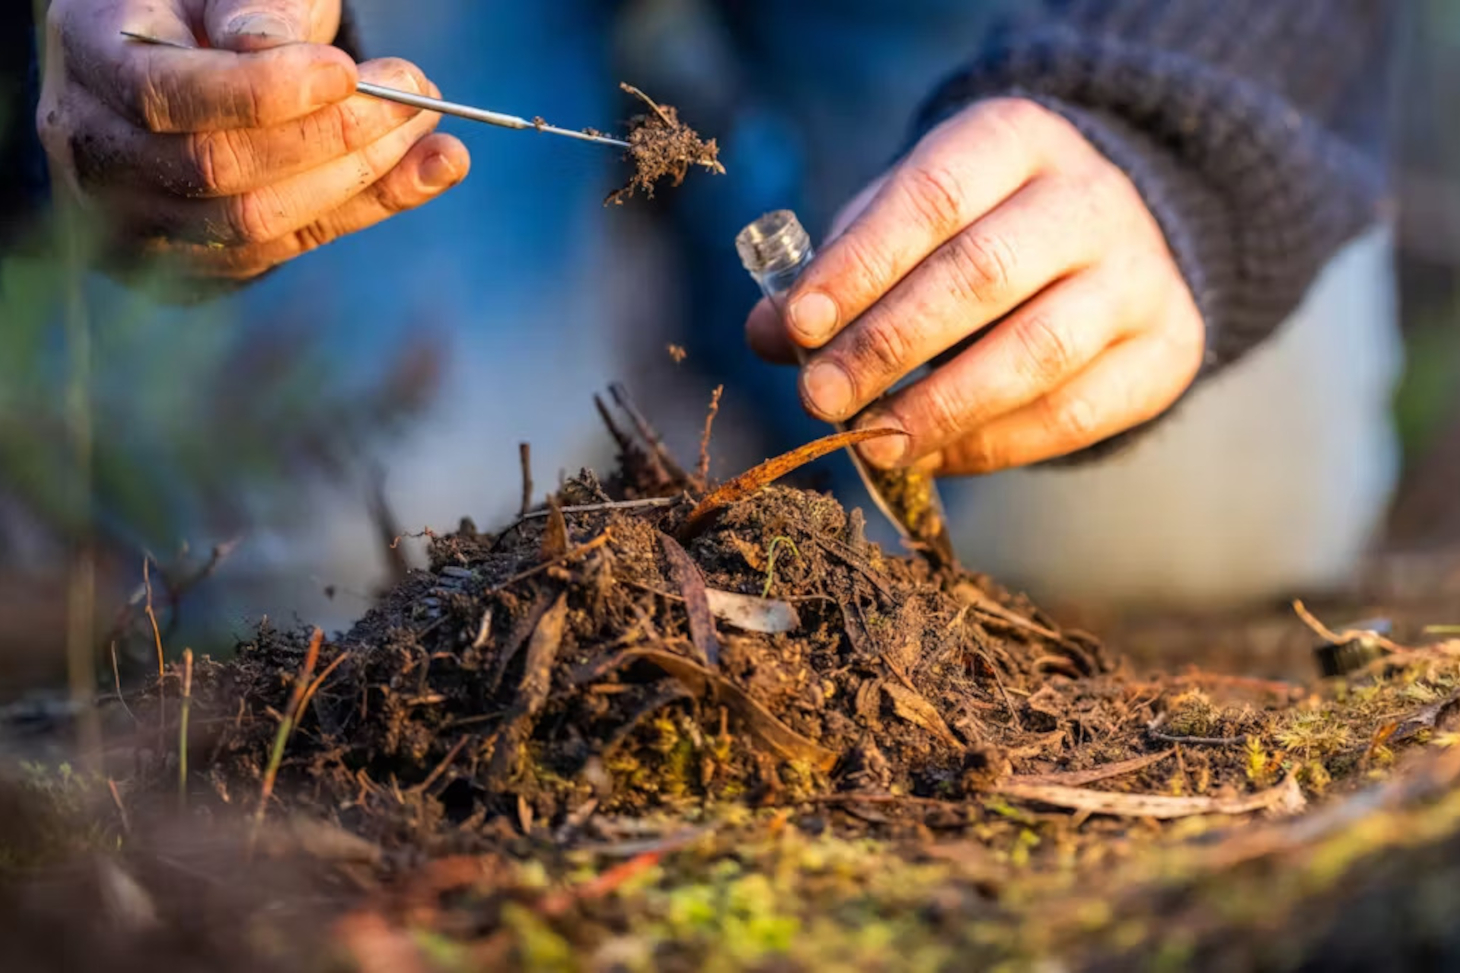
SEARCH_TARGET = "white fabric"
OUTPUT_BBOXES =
[945,224,1405,609]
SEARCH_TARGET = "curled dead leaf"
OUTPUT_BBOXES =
[703,589,801,634]
[679,428,903,539]
[659,532,721,666]
[997,773,1305,820]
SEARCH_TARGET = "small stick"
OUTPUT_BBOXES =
[178,649,193,810]
[518,497,676,520]
[143,556,166,746]
[413,736,469,794]
[1293,599,1409,654]
[518,443,534,517]
[1149,729,1245,748]
[489,530,613,593]
[610,383,688,482]
[107,779,131,835]
[296,652,351,724]
[620,83,675,127]
[696,385,723,484]
[109,641,137,724]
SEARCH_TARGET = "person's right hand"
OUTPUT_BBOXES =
[36,0,470,285]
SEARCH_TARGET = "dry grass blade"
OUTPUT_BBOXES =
[680,428,903,539]
[601,647,839,771]
[659,532,720,667]
[703,589,800,634]
[489,592,570,785]
[1009,748,1175,787]
[998,773,1305,820]
[178,648,193,809]
[252,627,323,839]
[696,385,723,485]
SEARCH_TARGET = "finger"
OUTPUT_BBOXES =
[917,334,1200,476]
[800,176,1102,422]
[743,175,886,366]
[848,270,1129,468]
[203,0,342,50]
[65,58,430,198]
[779,98,1048,349]
[745,297,802,364]
[165,132,469,279]
[62,5,355,132]
[108,91,443,246]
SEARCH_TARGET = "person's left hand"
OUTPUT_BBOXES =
[745,98,1206,474]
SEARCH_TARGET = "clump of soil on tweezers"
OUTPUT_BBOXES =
[606,84,725,205]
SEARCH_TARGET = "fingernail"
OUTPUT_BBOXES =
[308,63,355,104]
[855,413,909,468]
[225,13,297,41]
[801,360,854,419]
[788,291,838,343]
[420,153,459,190]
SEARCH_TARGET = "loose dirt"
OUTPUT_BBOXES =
[606,85,724,206]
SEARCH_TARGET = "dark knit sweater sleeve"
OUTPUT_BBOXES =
[915,0,1398,417]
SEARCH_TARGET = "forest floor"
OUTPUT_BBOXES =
[3,393,1460,973]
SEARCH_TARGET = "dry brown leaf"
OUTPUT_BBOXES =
[881,682,962,749]
[1009,748,1175,787]
[1387,689,1460,743]
[952,582,1060,642]
[680,428,903,539]
[998,773,1305,820]
[597,647,839,772]
[703,589,801,634]
[659,532,721,666]
[488,592,570,785]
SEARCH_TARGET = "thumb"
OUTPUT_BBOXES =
[204,0,342,52]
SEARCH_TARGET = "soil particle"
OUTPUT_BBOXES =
[606,84,724,205]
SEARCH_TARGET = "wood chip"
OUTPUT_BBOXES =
[997,773,1305,820]
[541,497,569,558]
[659,532,721,666]
[703,589,801,634]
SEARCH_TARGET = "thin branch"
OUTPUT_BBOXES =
[518,497,676,520]
[519,442,534,517]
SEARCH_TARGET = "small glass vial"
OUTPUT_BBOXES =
[736,210,815,318]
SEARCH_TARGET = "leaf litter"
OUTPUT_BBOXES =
[10,391,1460,970]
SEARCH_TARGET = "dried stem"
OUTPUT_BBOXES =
[519,442,534,517]
[696,385,723,484]
[179,649,194,809]
[252,628,323,843]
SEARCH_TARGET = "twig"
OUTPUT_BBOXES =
[367,466,409,585]
[109,641,136,724]
[1148,728,1246,748]
[518,497,677,520]
[413,736,469,794]
[696,385,723,484]
[619,82,675,127]
[1293,599,1409,654]
[160,537,242,638]
[252,628,323,844]
[519,442,534,517]
[489,530,613,593]
[611,383,689,482]
[143,556,164,680]
[107,779,131,835]
[296,652,351,724]
[178,649,193,810]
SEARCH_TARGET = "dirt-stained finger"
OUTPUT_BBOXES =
[62,59,432,198]
[161,132,469,280]
[60,5,356,132]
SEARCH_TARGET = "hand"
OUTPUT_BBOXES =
[36,0,470,283]
[745,98,1205,474]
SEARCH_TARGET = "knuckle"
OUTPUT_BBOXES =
[917,382,971,440]
[849,315,911,378]
[835,232,894,300]
[226,189,285,245]
[1009,310,1076,386]
[375,58,426,94]
[1043,392,1099,446]
[957,430,1006,474]
[946,229,1017,305]
[186,132,247,196]
[900,159,967,236]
